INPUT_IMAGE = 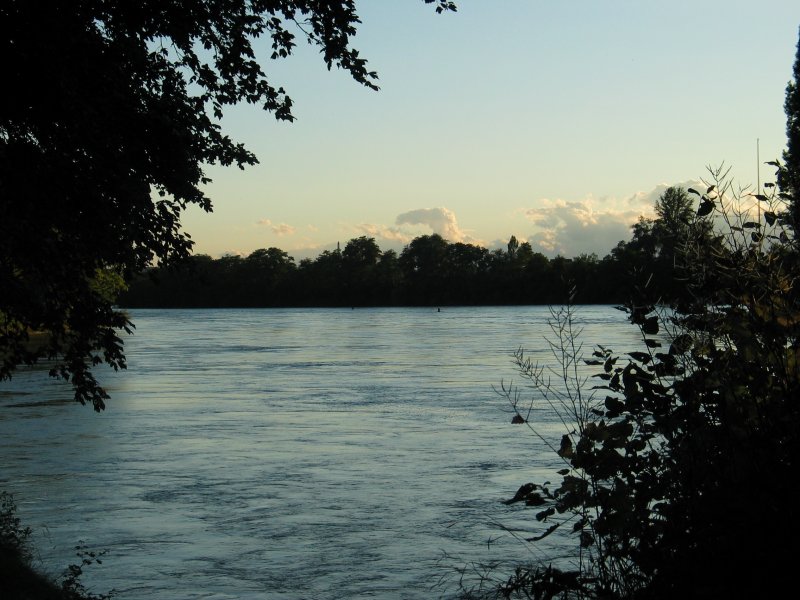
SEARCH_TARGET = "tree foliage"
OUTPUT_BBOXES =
[0,0,455,409]
[780,26,800,229]
[491,165,800,599]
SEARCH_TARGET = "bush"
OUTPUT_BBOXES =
[488,166,800,599]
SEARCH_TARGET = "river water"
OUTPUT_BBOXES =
[0,306,641,599]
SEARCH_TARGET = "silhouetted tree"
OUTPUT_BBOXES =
[342,236,381,305]
[779,26,800,229]
[0,0,455,408]
[399,234,450,304]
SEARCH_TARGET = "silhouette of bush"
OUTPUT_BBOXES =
[485,165,799,599]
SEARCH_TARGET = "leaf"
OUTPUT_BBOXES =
[764,211,777,226]
[751,232,763,243]
[504,483,535,505]
[535,507,556,522]
[766,160,780,167]
[644,338,661,348]
[755,194,769,202]
[557,435,574,459]
[642,316,659,335]
[525,493,546,506]
[687,187,700,195]
[669,334,693,355]
[697,199,715,217]
[706,184,716,193]
[742,221,760,229]
[628,351,652,364]
[605,396,624,412]
[557,468,570,475]
[528,522,560,541]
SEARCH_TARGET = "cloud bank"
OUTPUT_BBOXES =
[523,180,702,257]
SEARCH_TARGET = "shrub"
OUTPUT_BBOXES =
[490,167,800,599]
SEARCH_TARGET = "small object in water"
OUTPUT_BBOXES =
[511,414,525,424]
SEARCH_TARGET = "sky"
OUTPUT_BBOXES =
[181,0,800,260]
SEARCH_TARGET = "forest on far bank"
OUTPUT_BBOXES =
[120,187,700,308]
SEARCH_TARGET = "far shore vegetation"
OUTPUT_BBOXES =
[119,188,701,309]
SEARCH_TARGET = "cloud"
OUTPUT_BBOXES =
[256,218,296,236]
[354,223,412,244]
[395,207,476,243]
[621,180,703,215]
[522,181,703,257]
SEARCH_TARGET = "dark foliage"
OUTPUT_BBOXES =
[0,0,455,409]
[489,174,800,598]
[779,27,800,229]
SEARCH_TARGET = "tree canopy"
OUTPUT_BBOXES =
[0,0,455,410]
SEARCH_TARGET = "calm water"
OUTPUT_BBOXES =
[0,306,640,599]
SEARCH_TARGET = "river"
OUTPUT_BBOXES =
[0,306,641,599]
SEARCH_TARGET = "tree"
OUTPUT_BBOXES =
[0,0,456,410]
[342,236,381,305]
[779,26,800,229]
[399,234,450,304]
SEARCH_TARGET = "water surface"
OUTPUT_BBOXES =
[0,306,640,599]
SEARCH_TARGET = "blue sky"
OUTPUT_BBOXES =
[182,0,800,260]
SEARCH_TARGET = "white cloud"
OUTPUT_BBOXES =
[354,223,412,244]
[395,206,480,244]
[522,181,703,257]
[256,218,296,236]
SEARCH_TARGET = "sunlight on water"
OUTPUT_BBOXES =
[0,306,640,599]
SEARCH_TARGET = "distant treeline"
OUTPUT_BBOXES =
[120,189,700,308]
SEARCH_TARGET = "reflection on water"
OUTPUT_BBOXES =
[0,306,639,599]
